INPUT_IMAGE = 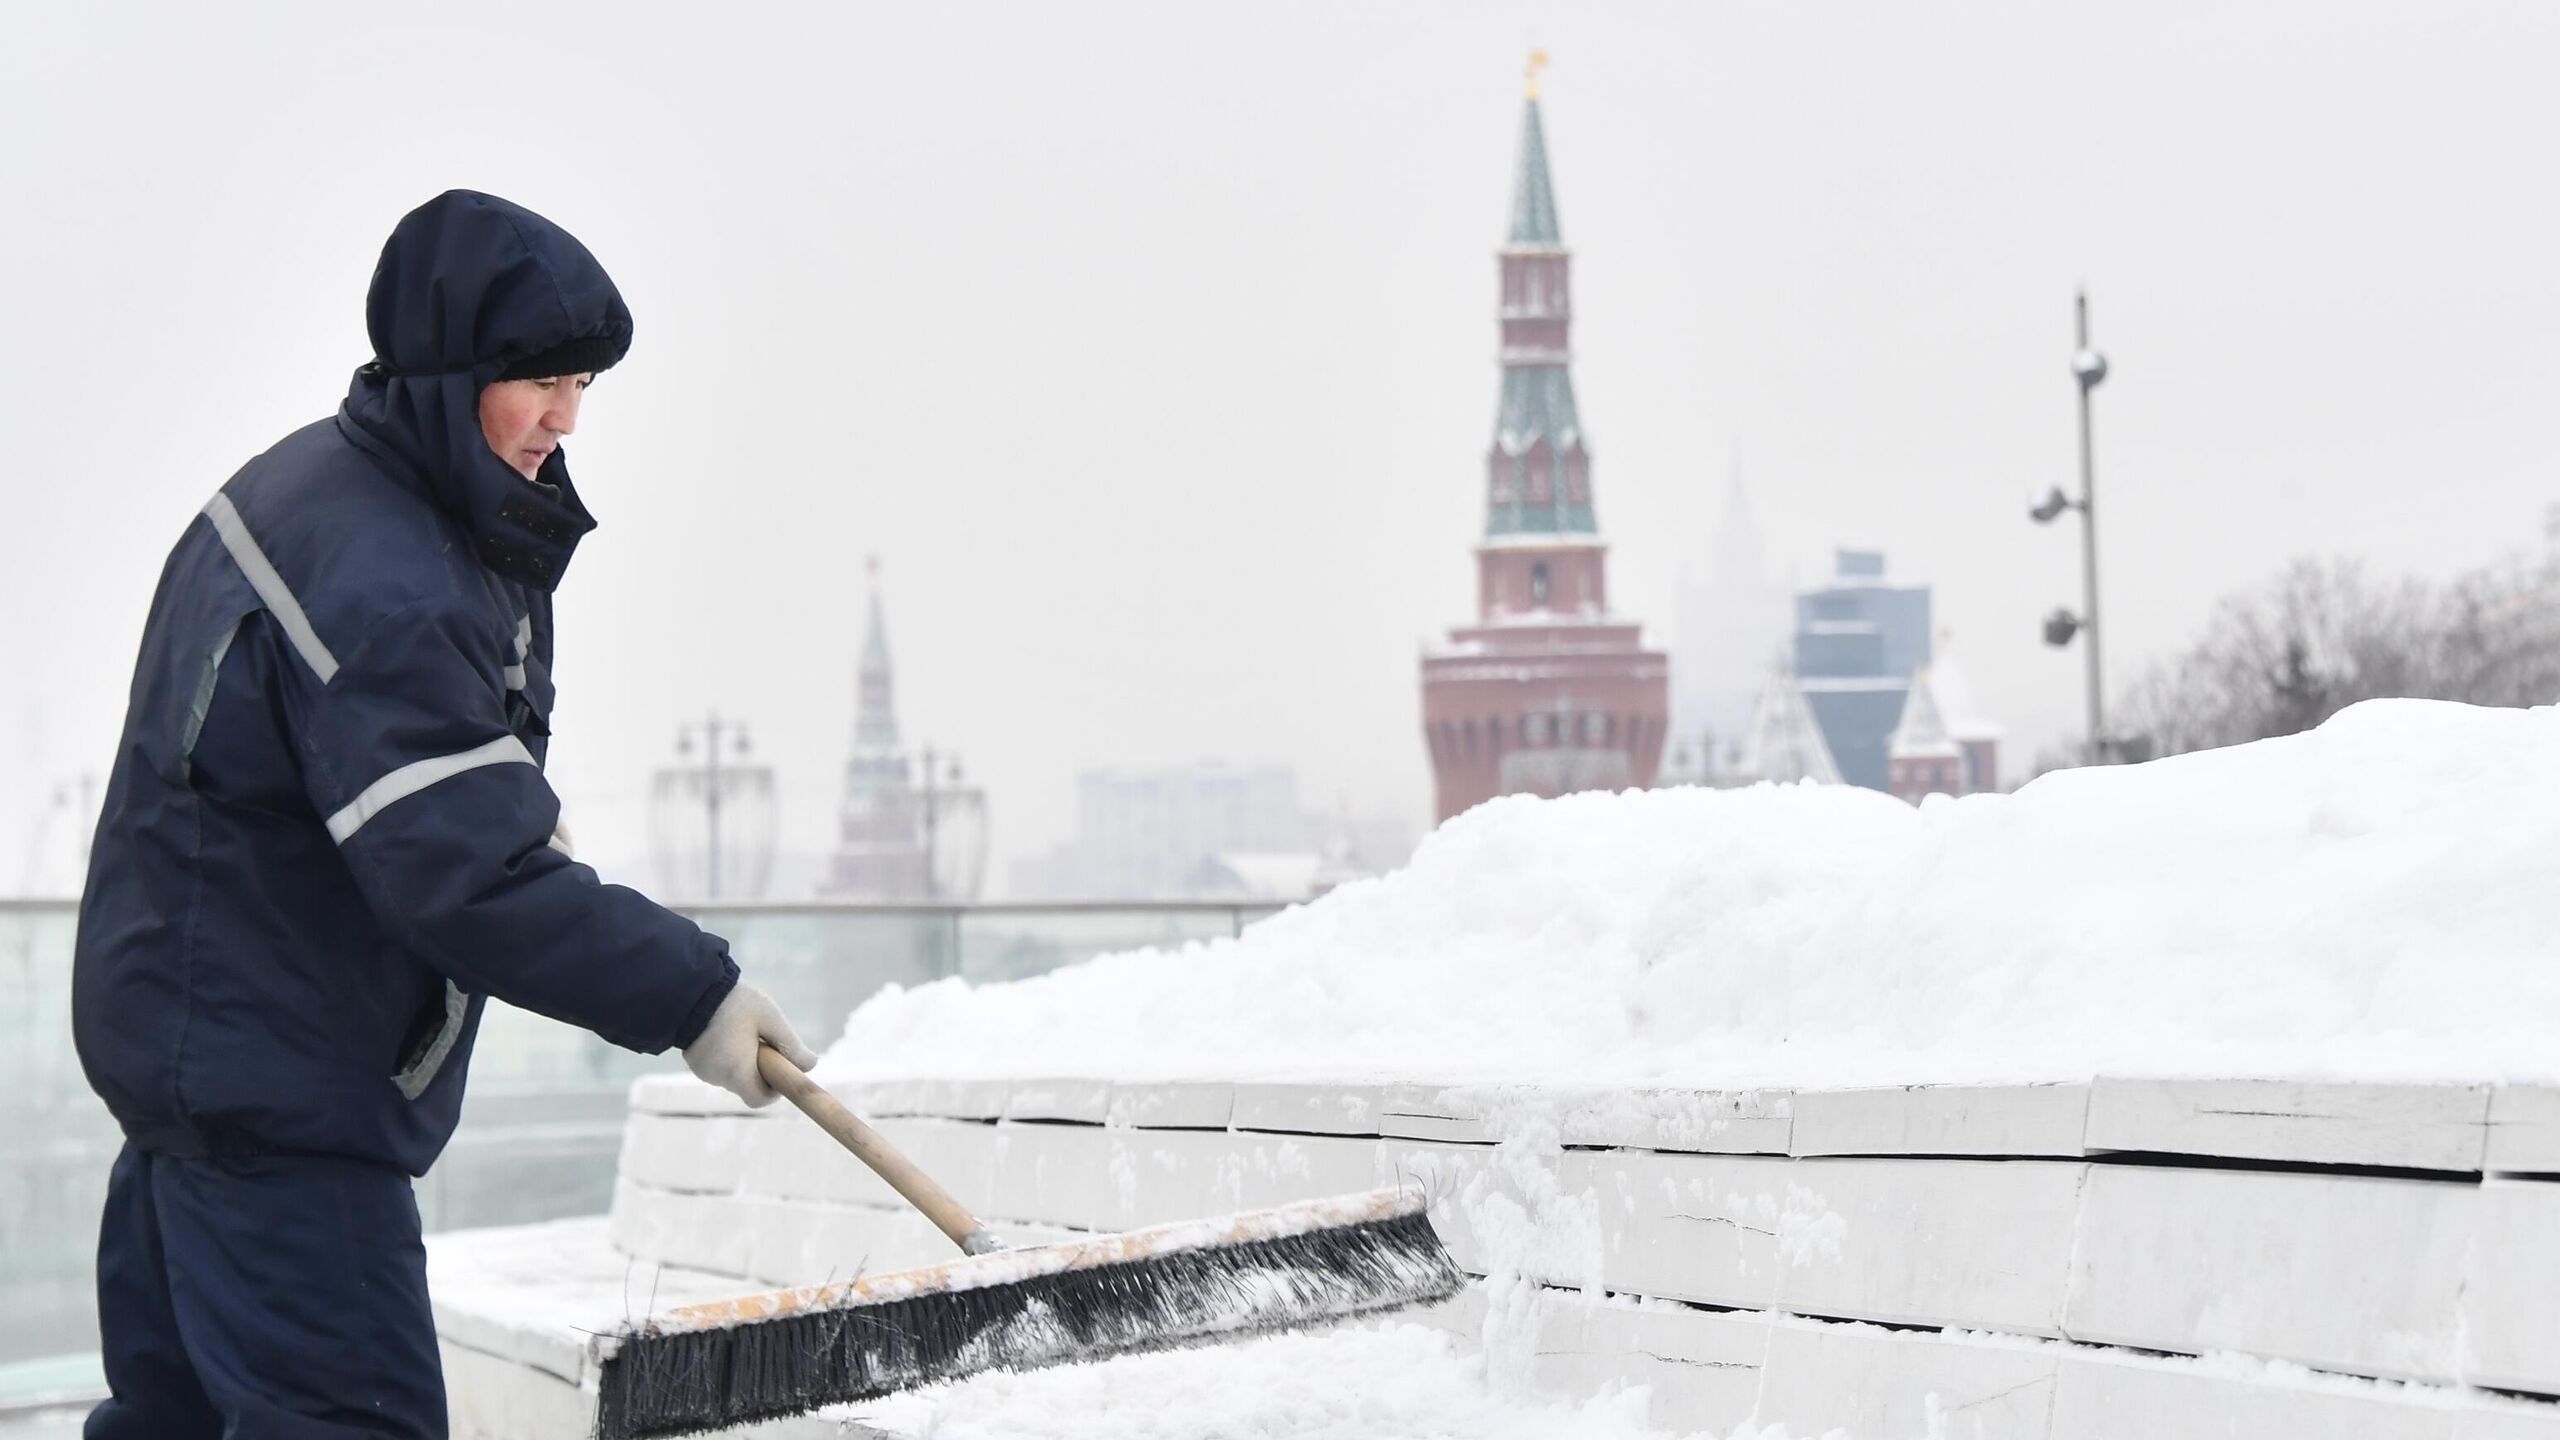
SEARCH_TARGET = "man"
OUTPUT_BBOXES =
[71,190,817,1438]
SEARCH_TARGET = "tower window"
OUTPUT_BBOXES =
[1530,561,1550,606]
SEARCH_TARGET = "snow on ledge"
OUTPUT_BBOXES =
[816,701,2560,1094]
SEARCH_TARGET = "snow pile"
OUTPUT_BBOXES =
[822,700,2560,1089]
[841,1322,1678,1440]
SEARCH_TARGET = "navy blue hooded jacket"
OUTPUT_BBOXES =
[73,191,738,1177]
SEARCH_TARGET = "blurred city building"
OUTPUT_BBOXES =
[823,561,988,901]
[1420,64,1669,823]
[1010,761,1414,902]
[1793,547,1934,791]
[1888,651,2003,800]
[1664,456,1794,785]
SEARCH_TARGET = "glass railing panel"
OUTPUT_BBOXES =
[0,897,1263,1381]
[956,903,1274,984]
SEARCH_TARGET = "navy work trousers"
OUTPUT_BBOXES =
[85,1141,446,1440]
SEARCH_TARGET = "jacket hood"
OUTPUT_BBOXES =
[338,190,633,590]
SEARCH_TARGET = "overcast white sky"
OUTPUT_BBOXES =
[6,2,2556,895]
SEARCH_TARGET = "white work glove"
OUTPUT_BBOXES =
[681,982,819,1108]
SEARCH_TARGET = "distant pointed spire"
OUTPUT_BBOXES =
[1744,663,1843,785]
[1888,665,1961,760]
[1708,440,1767,586]
[855,558,900,754]
[1508,74,1562,247]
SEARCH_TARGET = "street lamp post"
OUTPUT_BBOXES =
[2032,289,2110,761]
[674,711,749,899]
[917,744,942,903]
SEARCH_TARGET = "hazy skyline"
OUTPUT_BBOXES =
[7,3,2557,894]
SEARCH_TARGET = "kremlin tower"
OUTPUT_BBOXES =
[1419,59,1669,823]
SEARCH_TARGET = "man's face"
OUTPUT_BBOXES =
[477,374,592,479]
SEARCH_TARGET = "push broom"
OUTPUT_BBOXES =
[595,1048,1465,1437]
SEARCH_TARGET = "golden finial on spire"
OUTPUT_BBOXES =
[1525,49,1549,100]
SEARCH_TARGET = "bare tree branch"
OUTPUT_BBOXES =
[2115,552,2560,758]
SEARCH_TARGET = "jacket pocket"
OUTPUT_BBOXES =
[392,980,470,1099]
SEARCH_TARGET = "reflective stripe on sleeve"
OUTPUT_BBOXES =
[202,493,340,683]
[325,735,536,843]
[503,615,530,691]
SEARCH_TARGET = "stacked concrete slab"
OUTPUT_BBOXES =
[431,1074,2560,1438]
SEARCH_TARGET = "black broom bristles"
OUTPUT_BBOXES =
[596,1207,1465,1439]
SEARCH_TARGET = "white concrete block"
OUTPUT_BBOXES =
[1229,1081,1386,1136]
[2086,1078,2491,1173]
[979,1119,1121,1230]
[432,1215,947,1440]
[1576,1301,1771,1436]
[628,1071,757,1116]
[1033,1125,1235,1232]
[1584,1150,1791,1310]
[441,1341,592,1440]
[1003,1077,1112,1124]
[2458,1178,2560,1394]
[740,1198,1084,1289]
[1558,1086,1794,1155]
[430,1278,590,1387]
[430,1216,785,1384]
[845,1075,1013,1121]
[1378,1082,1507,1144]
[1791,1084,2091,1158]
[817,1076,898,1115]
[1377,1139,1590,1287]
[1098,1127,1247,1226]
[831,1075,933,1116]
[2048,1350,2459,1440]
[1781,1158,2086,1335]
[1104,1078,1235,1130]
[2066,1165,2476,1383]
[1208,1129,1383,1212]
[739,1199,956,1288]
[976,1119,1368,1231]
[1394,1274,1489,1344]
[2486,1087,2560,1174]
[739,1102,854,1200]
[608,1178,757,1277]
[1396,1279,1769,1435]
[744,1116,1003,1213]
[1754,1317,2059,1440]
[2458,1403,2560,1440]
[617,1112,755,1195]
[911,1076,1014,1121]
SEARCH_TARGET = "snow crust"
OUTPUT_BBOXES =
[822,701,2560,1090]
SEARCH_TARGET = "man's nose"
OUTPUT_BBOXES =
[544,391,580,436]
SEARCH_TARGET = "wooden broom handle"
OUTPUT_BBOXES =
[757,1045,991,1253]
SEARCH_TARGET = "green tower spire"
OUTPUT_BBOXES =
[1508,71,1562,245]
[1485,60,1594,540]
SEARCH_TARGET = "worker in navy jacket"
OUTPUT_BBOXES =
[71,190,818,1439]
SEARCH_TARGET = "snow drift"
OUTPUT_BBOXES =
[818,700,2560,1090]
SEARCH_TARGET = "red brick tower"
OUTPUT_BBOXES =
[1420,62,1669,824]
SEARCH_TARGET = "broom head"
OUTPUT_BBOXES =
[596,1185,1464,1438]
